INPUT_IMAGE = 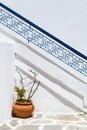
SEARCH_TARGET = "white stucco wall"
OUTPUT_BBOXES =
[0,33,14,124]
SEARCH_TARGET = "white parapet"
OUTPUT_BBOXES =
[0,42,14,124]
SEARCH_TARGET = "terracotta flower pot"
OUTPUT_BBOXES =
[12,100,34,118]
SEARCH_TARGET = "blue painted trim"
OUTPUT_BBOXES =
[0,2,87,60]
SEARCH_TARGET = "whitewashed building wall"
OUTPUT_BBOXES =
[0,32,14,124]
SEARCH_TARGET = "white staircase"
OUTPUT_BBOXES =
[14,41,87,113]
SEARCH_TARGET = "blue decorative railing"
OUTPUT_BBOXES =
[0,3,87,76]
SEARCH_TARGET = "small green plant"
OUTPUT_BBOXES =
[83,111,87,115]
[14,68,40,102]
[14,87,26,100]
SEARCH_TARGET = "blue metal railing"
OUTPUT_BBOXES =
[0,3,87,76]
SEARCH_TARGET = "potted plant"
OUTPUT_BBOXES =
[12,68,40,118]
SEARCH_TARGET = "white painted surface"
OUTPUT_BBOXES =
[0,32,15,43]
[0,40,14,123]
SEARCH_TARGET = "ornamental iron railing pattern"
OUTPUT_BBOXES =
[0,3,87,76]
